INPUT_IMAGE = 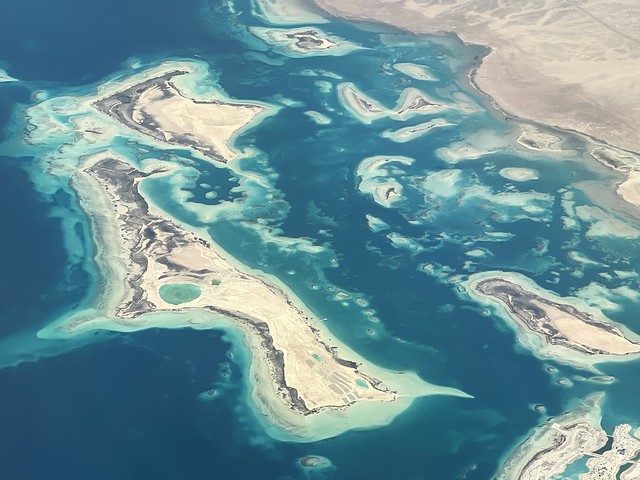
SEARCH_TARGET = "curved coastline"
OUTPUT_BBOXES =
[26,60,470,442]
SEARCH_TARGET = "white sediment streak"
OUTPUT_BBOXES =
[461,271,640,370]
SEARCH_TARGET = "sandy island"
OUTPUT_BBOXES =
[617,171,640,207]
[28,60,469,441]
[462,271,640,370]
[93,70,265,163]
[392,62,437,82]
[249,26,362,57]
[313,0,640,156]
[496,394,640,480]
[0,68,17,83]
[498,167,539,182]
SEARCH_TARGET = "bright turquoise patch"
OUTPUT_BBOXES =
[355,379,368,388]
[158,283,202,305]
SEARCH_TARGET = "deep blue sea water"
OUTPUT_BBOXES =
[2,0,640,479]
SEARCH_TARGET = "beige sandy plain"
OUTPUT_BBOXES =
[313,0,640,156]
[133,82,264,162]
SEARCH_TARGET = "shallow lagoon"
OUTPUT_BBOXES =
[159,283,203,305]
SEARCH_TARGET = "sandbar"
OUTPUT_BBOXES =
[392,62,437,82]
[380,118,453,143]
[0,68,17,83]
[617,171,640,207]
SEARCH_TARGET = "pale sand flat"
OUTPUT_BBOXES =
[498,167,539,182]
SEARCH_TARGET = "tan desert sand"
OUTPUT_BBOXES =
[314,0,640,155]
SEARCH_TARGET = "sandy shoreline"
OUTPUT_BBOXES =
[313,0,640,156]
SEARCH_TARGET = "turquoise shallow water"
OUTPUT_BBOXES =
[159,284,203,305]
[1,0,640,478]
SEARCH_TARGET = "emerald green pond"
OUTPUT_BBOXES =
[158,283,202,305]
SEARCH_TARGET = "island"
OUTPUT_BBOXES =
[462,271,640,370]
[28,60,469,441]
[498,167,539,182]
[249,26,362,57]
[0,68,17,83]
[380,118,453,143]
[516,124,565,153]
[496,395,640,479]
[392,62,437,82]
[93,70,265,163]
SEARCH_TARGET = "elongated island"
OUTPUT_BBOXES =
[462,271,640,370]
[28,60,469,441]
